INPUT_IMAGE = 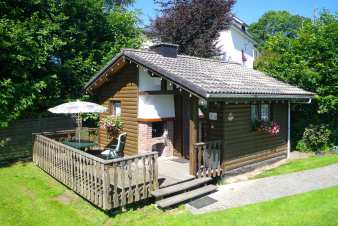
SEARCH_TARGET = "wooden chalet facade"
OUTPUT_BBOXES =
[85,43,314,177]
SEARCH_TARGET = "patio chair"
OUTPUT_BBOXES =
[101,132,127,159]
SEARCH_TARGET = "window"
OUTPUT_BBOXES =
[251,105,258,122]
[251,104,271,122]
[111,101,121,117]
[260,104,270,121]
[152,122,164,138]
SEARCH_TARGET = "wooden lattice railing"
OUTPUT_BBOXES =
[192,140,223,178]
[33,134,158,210]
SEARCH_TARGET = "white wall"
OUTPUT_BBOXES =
[138,68,175,119]
[138,95,175,119]
[139,69,162,91]
[216,26,256,68]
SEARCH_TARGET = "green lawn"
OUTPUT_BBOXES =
[255,154,338,178]
[1,161,338,226]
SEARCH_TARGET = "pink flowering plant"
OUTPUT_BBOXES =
[253,120,280,136]
[100,115,123,139]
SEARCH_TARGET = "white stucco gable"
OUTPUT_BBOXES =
[138,69,175,119]
[216,25,258,68]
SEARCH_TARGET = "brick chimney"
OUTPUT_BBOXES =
[150,43,178,58]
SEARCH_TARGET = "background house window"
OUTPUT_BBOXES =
[111,101,121,116]
[152,121,164,138]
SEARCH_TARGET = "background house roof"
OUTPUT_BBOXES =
[85,48,314,100]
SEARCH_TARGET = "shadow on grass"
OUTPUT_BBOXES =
[0,139,32,167]
[0,157,32,168]
[104,197,157,217]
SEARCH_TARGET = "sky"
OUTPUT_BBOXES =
[132,0,337,26]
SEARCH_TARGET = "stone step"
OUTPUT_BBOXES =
[152,177,212,198]
[156,185,217,209]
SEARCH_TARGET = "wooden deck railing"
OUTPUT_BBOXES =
[33,134,158,210]
[192,140,223,178]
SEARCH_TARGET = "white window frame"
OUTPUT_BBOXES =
[250,103,271,122]
[260,104,270,121]
[111,101,121,117]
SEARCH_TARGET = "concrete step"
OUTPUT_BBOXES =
[152,177,212,198]
[156,185,217,209]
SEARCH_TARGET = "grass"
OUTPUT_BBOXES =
[1,160,338,226]
[255,153,338,178]
[0,161,108,226]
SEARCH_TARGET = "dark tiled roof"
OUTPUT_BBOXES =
[85,49,314,99]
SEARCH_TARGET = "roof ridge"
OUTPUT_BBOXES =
[123,48,244,66]
[178,54,243,66]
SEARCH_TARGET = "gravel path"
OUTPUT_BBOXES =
[187,163,338,214]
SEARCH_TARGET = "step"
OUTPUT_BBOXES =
[159,175,195,189]
[152,177,212,198]
[156,185,217,209]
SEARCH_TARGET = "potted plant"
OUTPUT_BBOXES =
[100,115,123,139]
[253,120,280,136]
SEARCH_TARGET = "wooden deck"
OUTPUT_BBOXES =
[33,134,159,210]
[158,157,195,188]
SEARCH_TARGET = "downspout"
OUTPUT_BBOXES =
[287,101,291,159]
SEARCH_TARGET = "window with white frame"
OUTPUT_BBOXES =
[250,104,258,122]
[251,104,271,122]
[260,104,270,121]
[111,101,121,117]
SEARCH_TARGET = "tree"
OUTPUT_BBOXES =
[255,11,338,145]
[248,10,310,45]
[0,0,142,128]
[151,0,235,58]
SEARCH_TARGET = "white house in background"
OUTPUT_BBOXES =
[216,16,258,68]
[143,16,258,68]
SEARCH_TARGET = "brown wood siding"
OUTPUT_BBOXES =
[173,94,183,157]
[222,103,288,169]
[97,63,138,156]
[207,102,224,141]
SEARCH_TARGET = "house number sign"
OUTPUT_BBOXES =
[209,112,218,120]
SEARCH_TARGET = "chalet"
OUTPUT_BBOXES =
[31,43,314,211]
[84,43,314,178]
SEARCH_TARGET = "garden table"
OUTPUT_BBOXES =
[63,140,96,151]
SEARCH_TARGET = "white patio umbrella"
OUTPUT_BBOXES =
[48,100,107,142]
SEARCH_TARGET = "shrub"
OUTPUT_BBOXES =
[296,139,311,152]
[302,124,332,152]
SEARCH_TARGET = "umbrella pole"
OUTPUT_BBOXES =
[78,113,81,143]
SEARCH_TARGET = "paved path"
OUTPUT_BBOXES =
[187,164,338,214]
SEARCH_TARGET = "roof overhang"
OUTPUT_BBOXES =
[85,51,209,99]
[84,52,124,91]
[207,93,313,104]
